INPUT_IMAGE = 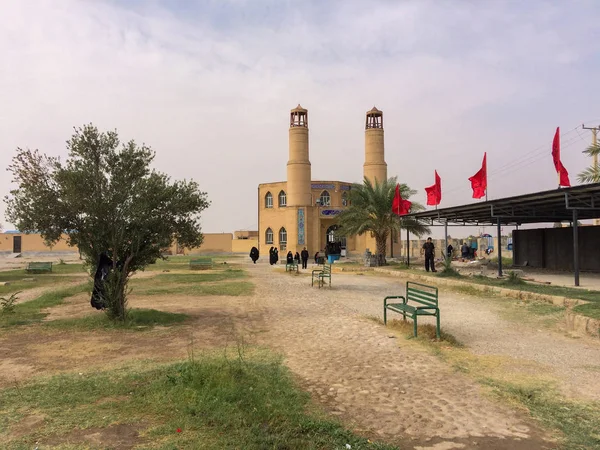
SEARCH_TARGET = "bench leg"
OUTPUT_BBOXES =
[383,306,387,325]
[413,315,418,338]
[436,311,441,340]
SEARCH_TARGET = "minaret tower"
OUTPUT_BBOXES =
[286,105,312,254]
[287,105,311,206]
[363,107,387,184]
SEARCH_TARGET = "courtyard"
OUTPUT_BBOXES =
[1,254,599,449]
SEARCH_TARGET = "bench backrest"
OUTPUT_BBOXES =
[190,258,212,264]
[322,264,331,274]
[405,281,438,307]
[28,262,52,269]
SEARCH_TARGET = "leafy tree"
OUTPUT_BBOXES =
[578,141,600,183]
[336,177,429,265]
[5,124,210,320]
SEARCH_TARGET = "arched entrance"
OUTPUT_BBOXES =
[326,225,346,256]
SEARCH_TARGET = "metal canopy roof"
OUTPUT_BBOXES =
[406,182,600,226]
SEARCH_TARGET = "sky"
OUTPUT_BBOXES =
[1,0,600,237]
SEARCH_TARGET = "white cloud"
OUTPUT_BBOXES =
[1,0,599,235]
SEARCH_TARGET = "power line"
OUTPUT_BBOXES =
[439,124,590,198]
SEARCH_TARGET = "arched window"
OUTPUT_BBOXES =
[319,190,331,206]
[341,192,348,207]
[265,192,273,208]
[278,190,287,207]
[265,227,273,244]
[279,227,287,251]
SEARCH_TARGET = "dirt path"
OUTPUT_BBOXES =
[332,270,600,402]
[245,263,555,449]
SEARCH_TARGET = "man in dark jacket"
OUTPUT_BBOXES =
[421,237,436,272]
[300,247,309,269]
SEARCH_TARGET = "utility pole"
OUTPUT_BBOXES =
[582,124,599,167]
[582,124,600,225]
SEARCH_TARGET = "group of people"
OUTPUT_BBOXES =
[284,247,310,269]
[250,246,311,269]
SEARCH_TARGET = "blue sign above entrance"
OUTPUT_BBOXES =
[320,209,343,217]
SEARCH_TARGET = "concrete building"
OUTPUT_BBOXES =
[257,105,388,256]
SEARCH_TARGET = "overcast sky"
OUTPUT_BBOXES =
[1,0,599,236]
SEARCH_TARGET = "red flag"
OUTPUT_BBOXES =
[392,184,412,216]
[552,127,571,187]
[425,170,442,206]
[469,153,487,199]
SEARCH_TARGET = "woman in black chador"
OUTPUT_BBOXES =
[249,246,259,264]
[269,247,275,265]
[286,251,294,264]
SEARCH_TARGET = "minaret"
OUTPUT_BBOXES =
[286,105,311,254]
[287,105,311,206]
[363,107,387,184]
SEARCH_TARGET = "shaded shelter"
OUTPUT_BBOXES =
[403,183,600,286]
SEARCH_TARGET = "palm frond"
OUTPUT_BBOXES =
[577,164,600,184]
[583,142,600,158]
[336,176,430,245]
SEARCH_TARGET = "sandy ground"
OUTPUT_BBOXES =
[4,257,600,448]
[244,262,558,449]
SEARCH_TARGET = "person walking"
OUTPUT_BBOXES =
[446,243,453,260]
[421,237,436,272]
[301,247,309,269]
[249,246,259,264]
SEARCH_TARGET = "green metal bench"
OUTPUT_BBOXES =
[384,281,440,339]
[286,261,298,273]
[311,264,331,288]
[189,258,213,270]
[25,262,53,274]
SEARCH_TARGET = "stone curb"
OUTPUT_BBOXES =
[374,268,599,338]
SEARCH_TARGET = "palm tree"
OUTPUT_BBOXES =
[336,177,430,265]
[578,141,600,183]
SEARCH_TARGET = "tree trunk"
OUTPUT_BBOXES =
[375,233,388,266]
[116,255,134,321]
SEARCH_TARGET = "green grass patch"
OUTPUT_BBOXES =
[0,264,87,296]
[132,281,254,297]
[0,353,397,449]
[481,378,600,450]
[145,255,242,271]
[572,303,600,320]
[525,302,566,316]
[0,283,90,328]
[468,275,600,304]
[153,269,246,283]
[489,256,514,267]
[46,308,189,331]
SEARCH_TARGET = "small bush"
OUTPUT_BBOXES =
[0,291,20,314]
[506,270,524,285]
[437,257,461,278]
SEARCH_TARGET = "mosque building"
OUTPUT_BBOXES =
[258,104,392,257]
